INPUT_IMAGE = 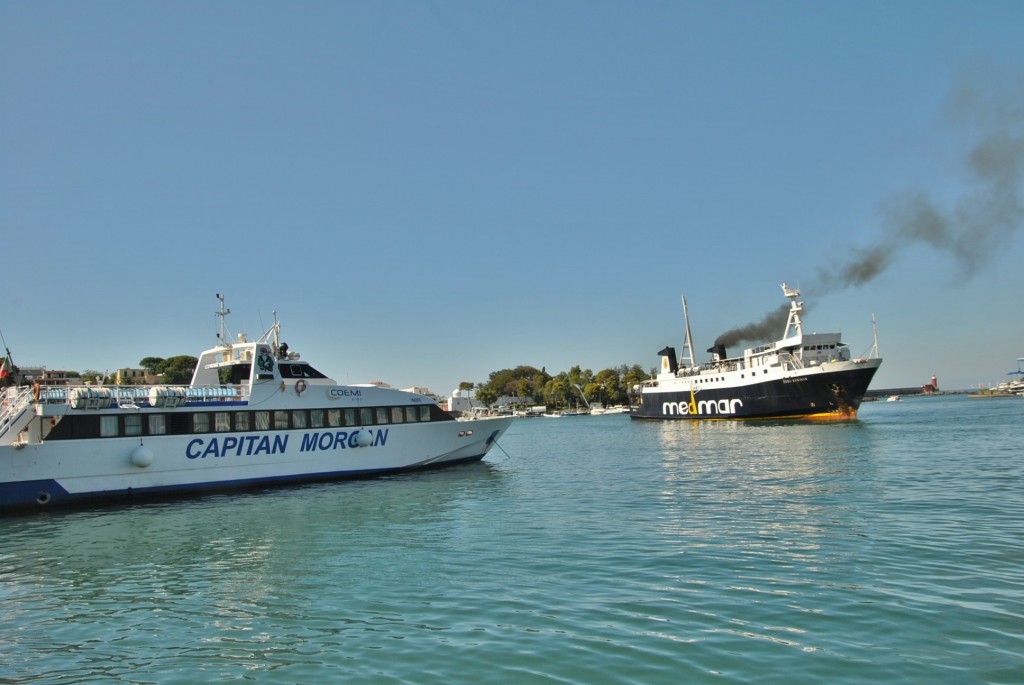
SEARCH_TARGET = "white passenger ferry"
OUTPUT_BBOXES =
[631,284,882,421]
[0,298,513,513]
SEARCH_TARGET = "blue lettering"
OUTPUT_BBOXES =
[182,433,296,460]
[202,439,221,458]
[329,388,363,399]
[318,433,334,450]
[334,431,348,449]
[300,433,319,452]
[373,429,388,447]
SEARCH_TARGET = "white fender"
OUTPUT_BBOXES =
[131,445,155,468]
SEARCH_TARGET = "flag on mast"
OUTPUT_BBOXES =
[0,356,10,381]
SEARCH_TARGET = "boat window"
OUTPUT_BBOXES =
[310,409,324,428]
[345,408,358,426]
[215,412,231,432]
[419,406,431,422]
[235,412,251,431]
[405,407,419,422]
[376,408,389,425]
[125,414,143,437]
[273,411,289,429]
[390,407,403,423]
[193,414,210,433]
[327,409,342,427]
[225,364,251,385]
[255,411,270,430]
[360,408,374,426]
[279,363,329,379]
[292,410,307,429]
[148,414,167,435]
[100,416,119,437]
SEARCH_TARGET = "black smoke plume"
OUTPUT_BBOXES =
[716,64,1024,350]
[714,304,791,349]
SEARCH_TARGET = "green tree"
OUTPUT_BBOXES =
[158,356,199,384]
[81,370,106,384]
[139,357,165,374]
[593,368,623,405]
[475,384,497,407]
[620,364,651,403]
[483,365,550,404]
[543,373,572,408]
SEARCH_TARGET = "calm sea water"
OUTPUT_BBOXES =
[2,395,1022,684]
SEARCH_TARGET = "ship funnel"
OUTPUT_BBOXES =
[707,344,727,362]
[658,346,678,373]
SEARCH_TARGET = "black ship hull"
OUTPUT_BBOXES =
[631,365,880,421]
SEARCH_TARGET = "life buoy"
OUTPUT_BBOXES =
[295,380,307,395]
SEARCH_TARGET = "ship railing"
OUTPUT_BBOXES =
[778,352,804,370]
[26,383,252,410]
[1,386,34,440]
[677,359,741,377]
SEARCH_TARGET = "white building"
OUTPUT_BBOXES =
[447,387,484,415]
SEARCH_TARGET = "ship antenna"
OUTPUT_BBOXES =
[871,313,880,358]
[780,282,803,339]
[680,293,696,367]
[215,294,232,347]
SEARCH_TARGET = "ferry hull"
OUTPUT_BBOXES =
[0,417,512,513]
[631,364,880,421]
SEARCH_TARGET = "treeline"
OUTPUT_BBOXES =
[81,357,198,385]
[470,364,653,409]
[0,356,201,387]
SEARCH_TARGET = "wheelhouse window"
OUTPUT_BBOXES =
[279,363,329,379]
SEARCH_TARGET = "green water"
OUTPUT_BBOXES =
[2,395,1021,684]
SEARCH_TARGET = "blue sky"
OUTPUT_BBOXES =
[2,1,1023,394]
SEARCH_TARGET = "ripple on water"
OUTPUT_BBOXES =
[1,399,1022,683]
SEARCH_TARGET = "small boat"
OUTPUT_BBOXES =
[968,359,1024,398]
[631,284,882,421]
[0,297,513,513]
[886,394,901,402]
